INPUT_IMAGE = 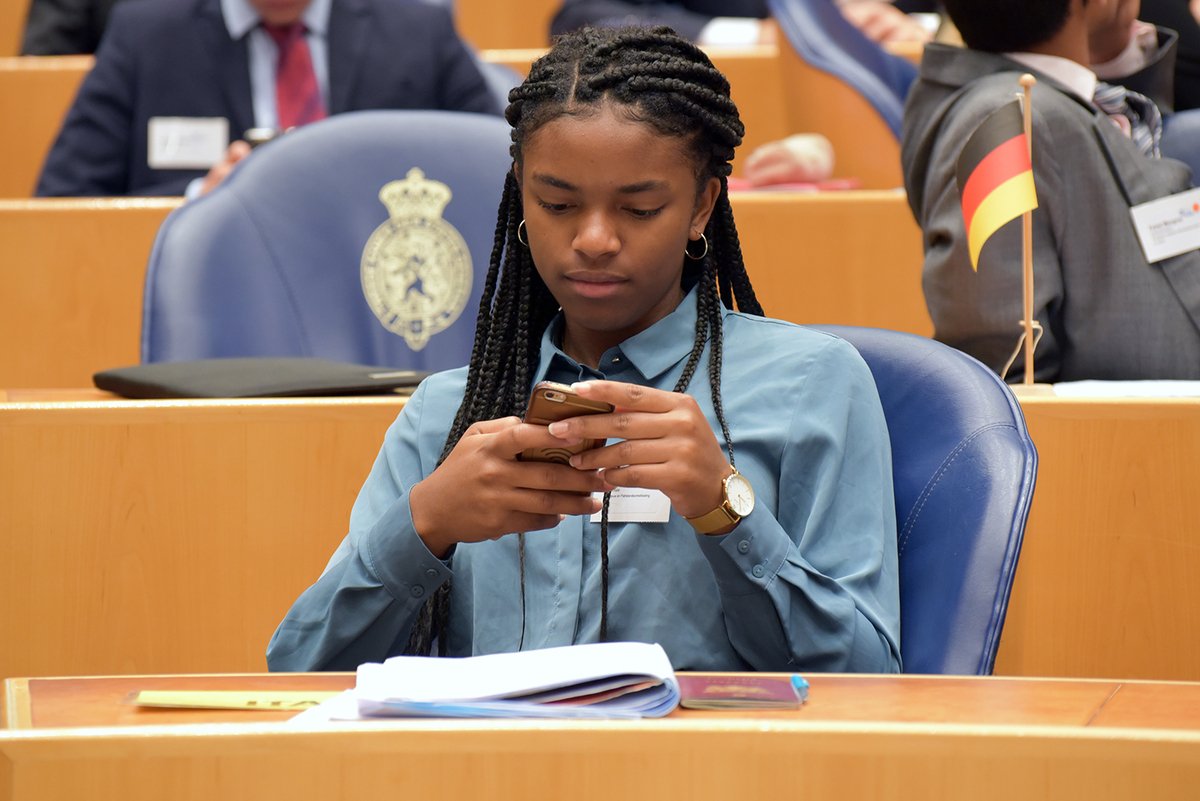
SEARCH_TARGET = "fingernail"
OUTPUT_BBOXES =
[571,382,592,393]
[548,421,566,436]
[569,455,581,467]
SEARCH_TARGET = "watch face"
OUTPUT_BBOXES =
[726,473,755,517]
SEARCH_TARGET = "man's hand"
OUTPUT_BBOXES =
[743,134,834,187]
[839,1,934,44]
[198,140,253,196]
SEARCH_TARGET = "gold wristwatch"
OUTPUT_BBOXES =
[685,468,755,534]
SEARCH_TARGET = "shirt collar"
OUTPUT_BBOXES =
[221,0,332,39]
[534,282,715,384]
[1003,52,1097,101]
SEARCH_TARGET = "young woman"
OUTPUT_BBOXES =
[267,25,901,674]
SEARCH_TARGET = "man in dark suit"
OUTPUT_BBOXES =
[36,0,501,197]
[903,0,1200,381]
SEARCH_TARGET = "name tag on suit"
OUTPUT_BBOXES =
[147,117,229,169]
[1131,186,1200,263]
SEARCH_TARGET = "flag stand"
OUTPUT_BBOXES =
[1005,74,1053,396]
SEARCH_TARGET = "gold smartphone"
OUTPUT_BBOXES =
[519,381,614,464]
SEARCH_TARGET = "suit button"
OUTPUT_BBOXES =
[425,569,438,579]
[752,565,765,578]
[737,540,751,554]
[411,585,425,598]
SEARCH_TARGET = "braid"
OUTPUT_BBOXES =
[408,24,764,655]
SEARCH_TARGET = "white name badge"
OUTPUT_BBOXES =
[590,488,671,524]
[147,117,229,169]
[1130,187,1200,263]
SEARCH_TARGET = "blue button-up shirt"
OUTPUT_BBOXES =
[267,287,901,673]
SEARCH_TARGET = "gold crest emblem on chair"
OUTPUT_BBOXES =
[360,168,473,351]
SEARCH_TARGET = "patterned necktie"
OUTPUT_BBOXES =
[1093,82,1162,158]
[262,22,327,131]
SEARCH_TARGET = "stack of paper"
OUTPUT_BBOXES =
[292,641,680,723]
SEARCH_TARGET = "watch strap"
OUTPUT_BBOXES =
[685,502,739,534]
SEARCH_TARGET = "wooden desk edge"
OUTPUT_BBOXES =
[2,680,31,729]
[4,715,1200,750]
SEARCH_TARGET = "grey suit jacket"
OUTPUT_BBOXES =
[902,44,1200,381]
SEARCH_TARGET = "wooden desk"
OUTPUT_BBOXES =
[995,396,1200,682]
[730,190,930,336]
[0,55,92,197]
[2,192,927,390]
[0,392,405,681]
[0,198,180,388]
[2,673,1199,800]
[7,391,1196,687]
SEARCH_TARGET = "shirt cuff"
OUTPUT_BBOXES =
[183,176,206,201]
[363,495,454,604]
[697,18,763,47]
[693,511,791,596]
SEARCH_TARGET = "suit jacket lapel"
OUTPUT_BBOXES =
[196,0,254,135]
[1093,114,1200,335]
[326,0,371,114]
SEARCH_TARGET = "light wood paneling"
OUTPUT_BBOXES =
[482,45,791,175]
[0,192,928,390]
[731,190,930,335]
[0,395,405,680]
[0,55,91,196]
[455,0,558,50]
[995,397,1200,681]
[0,198,179,388]
[776,41,903,189]
[0,0,28,56]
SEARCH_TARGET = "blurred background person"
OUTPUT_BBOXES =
[550,0,940,47]
[35,0,502,197]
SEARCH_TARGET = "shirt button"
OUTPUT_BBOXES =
[737,540,751,554]
[410,585,425,598]
[425,569,438,579]
[752,565,765,578]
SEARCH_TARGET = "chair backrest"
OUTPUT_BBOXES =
[142,109,513,372]
[813,325,1037,675]
[766,0,918,138]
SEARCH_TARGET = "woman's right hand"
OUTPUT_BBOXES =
[408,416,606,557]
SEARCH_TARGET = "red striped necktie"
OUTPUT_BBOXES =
[262,22,327,131]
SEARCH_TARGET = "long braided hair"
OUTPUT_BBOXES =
[405,25,764,656]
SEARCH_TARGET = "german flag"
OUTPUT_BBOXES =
[957,100,1038,270]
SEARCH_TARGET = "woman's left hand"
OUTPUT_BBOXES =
[553,380,733,521]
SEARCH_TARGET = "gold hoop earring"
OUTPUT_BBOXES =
[685,232,708,261]
[516,219,529,247]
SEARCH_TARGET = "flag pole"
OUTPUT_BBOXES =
[1019,74,1037,386]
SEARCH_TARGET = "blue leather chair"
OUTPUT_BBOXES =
[141,109,513,372]
[814,325,1037,674]
[766,0,918,138]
